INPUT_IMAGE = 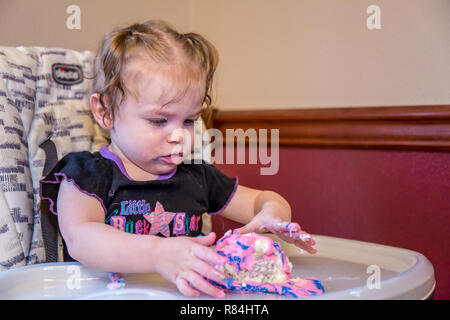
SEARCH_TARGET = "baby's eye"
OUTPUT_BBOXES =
[184,119,196,127]
[149,118,167,126]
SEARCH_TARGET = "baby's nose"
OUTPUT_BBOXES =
[167,128,185,144]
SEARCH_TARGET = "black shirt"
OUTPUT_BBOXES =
[40,146,238,239]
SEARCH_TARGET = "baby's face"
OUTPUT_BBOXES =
[109,62,204,177]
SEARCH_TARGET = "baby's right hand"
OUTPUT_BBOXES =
[155,232,228,298]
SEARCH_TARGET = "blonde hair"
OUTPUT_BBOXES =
[92,20,218,124]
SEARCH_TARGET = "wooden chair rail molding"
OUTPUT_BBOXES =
[209,105,450,152]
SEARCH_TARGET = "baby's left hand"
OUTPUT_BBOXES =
[233,209,317,254]
[269,220,317,254]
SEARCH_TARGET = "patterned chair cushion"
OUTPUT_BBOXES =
[0,46,109,269]
[0,47,39,269]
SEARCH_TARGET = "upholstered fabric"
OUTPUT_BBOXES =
[0,46,108,269]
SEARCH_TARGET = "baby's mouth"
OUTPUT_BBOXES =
[156,152,184,164]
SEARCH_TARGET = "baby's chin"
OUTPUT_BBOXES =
[152,155,185,166]
[145,158,179,173]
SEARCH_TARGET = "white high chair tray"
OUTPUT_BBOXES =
[0,234,435,300]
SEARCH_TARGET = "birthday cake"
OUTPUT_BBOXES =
[211,230,325,298]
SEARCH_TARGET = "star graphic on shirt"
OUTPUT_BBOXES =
[143,201,176,237]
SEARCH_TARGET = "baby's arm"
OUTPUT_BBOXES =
[219,185,317,254]
[57,179,227,297]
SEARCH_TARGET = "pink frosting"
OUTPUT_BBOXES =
[215,230,291,276]
[212,231,325,298]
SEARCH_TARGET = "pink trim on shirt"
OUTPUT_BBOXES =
[39,172,108,216]
[99,145,177,181]
[208,176,239,215]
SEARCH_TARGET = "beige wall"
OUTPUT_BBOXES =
[1,0,449,110]
[0,0,191,52]
[192,0,450,110]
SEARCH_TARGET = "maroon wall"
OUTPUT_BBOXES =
[212,147,450,299]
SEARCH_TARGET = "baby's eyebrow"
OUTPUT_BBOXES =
[152,109,174,117]
[191,110,202,118]
[149,109,201,119]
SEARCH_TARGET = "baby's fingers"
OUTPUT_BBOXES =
[192,243,227,267]
[284,230,315,245]
[273,221,301,234]
[272,221,315,244]
[277,233,317,254]
[180,271,226,298]
[176,277,201,297]
[192,258,227,284]
[294,238,317,254]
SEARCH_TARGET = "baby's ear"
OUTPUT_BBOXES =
[90,93,113,130]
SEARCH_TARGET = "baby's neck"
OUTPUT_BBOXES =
[106,145,161,181]
[123,161,160,181]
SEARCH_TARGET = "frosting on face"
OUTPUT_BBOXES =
[212,230,325,298]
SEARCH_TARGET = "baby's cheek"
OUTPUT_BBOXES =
[140,151,149,159]
[139,149,155,160]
